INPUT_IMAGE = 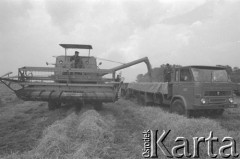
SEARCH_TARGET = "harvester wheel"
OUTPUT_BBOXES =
[55,102,62,109]
[48,101,56,110]
[170,99,186,116]
[48,101,61,111]
[94,102,103,111]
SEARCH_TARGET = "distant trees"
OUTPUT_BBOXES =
[216,65,240,83]
[230,72,240,83]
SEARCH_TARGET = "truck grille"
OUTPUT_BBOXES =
[209,98,226,104]
[204,91,231,96]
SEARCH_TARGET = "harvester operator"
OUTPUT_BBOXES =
[164,63,172,82]
[70,51,83,68]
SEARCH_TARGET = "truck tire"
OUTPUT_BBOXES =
[170,99,186,116]
[216,109,224,116]
[137,93,144,105]
[208,109,224,117]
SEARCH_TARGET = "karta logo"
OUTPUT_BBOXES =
[142,130,239,158]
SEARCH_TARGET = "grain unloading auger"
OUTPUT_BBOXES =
[0,44,152,110]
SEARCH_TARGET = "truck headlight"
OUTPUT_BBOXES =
[201,98,206,104]
[229,98,233,103]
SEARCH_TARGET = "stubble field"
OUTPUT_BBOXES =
[0,83,240,159]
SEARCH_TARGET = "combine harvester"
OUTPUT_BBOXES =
[122,65,238,117]
[0,44,151,110]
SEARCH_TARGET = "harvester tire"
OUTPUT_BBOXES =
[48,101,56,111]
[48,101,61,111]
[94,102,103,111]
[170,99,186,116]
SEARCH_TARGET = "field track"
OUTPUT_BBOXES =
[1,84,240,158]
[0,99,146,158]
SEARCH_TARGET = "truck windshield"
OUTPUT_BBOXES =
[191,68,229,82]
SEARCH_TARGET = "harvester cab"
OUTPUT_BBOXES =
[52,44,101,84]
[55,55,97,69]
[56,44,95,69]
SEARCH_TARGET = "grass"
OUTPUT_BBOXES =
[0,84,75,156]
[0,84,22,106]
[2,99,240,159]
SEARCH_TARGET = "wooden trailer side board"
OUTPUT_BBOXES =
[127,82,168,94]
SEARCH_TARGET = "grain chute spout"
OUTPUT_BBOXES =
[111,57,152,81]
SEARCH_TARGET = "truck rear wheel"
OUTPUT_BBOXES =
[137,93,144,105]
[170,99,186,116]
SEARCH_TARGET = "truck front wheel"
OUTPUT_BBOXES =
[170,99,186,116]
[207,109,224,117]
[216,109,224,116]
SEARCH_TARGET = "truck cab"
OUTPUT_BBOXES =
[169,66,236,115]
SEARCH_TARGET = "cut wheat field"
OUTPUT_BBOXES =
[0,84,240,159]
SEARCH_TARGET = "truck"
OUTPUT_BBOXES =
[122,65,238,117]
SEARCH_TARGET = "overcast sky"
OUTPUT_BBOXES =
[0,0,240,82]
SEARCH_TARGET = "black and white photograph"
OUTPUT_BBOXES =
[0,0,240,158]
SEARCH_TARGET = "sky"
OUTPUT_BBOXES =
[0,0,240,82]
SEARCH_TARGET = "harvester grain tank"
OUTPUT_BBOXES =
[0,44,152,110]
